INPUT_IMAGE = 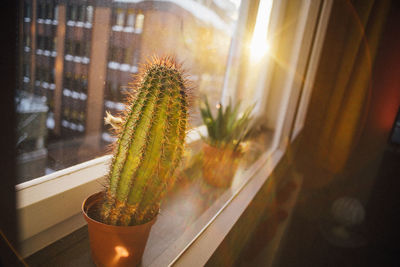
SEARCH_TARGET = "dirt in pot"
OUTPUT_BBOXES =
[85,192,159,226]
[86,199,103,223]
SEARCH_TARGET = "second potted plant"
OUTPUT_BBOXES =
[82,57,189,267]
[200,96,254,188]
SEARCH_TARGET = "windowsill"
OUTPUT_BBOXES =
[20,129,280,265]
[16,125,202,257]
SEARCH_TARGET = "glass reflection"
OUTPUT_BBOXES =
[17,0,242,183]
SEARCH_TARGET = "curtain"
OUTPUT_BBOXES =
[300,0,390,187]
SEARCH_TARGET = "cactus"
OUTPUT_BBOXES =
[100,57,189,226]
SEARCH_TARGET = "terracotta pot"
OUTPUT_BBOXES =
[82,192,157,267]
[202,143,242,188]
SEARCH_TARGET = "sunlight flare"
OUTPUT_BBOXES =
[250,0,273,62]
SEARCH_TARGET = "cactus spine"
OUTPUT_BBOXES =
[100,57,188,226]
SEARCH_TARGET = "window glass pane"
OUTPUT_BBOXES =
[16,0,277,202]
[23,63,30,77]
[24,33,30,47]
[47,3,53,20]
[78,5,85,22]
[37,3,42,19]
[126,9,135,27]
[70,5,77,21]
[116,8,125,26]
[15,0,329,264]
[86,6,93,23]
[24,2,31,18]
[54,5,59,21]
[16,0,249,183]
[66,4,72,20]
[135,11,144,31]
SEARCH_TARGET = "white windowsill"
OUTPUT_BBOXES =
[170,148,284,266]
[18,137,284,265]
[16,126,207,258]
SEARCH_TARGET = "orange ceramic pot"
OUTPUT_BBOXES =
[82,192,156,267]
[202,143,242,188]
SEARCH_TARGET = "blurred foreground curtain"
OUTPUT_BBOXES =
[300,0,390,187]
[0,0,19,266]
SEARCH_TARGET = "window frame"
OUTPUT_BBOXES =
[177,3,333,264]
[291,0,333,141]
[16,0,333,262]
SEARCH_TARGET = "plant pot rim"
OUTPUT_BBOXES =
[82,191,157,232]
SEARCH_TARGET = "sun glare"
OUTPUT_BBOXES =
[250,0,273,62]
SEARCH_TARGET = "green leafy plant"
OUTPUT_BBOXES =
[100,57,189,226]
[200,96,254,152]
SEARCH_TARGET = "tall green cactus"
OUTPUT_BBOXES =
[100,57,189,226]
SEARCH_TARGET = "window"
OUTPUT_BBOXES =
[116,8,125,26]
[78,5,86,22]
[54,5,59,21]
[46,2,53,20]
[68,4,77,21]
[36,35,42,50]
[65,39,73,55]
[86,6,93,23]
[23,63,30,78]
[135,10,144,32]
[123,45,134,64]
[66,4,72,20]
[16,0,331,262]
[126,9,135,28]
[35,66,41,82]
[37,2,43,19]
[81,74,88,93]
[74,41,81,56]
[108,45,117,62]
[52,36,57,51]
[24,1,31,18]
[23,33,30,47]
